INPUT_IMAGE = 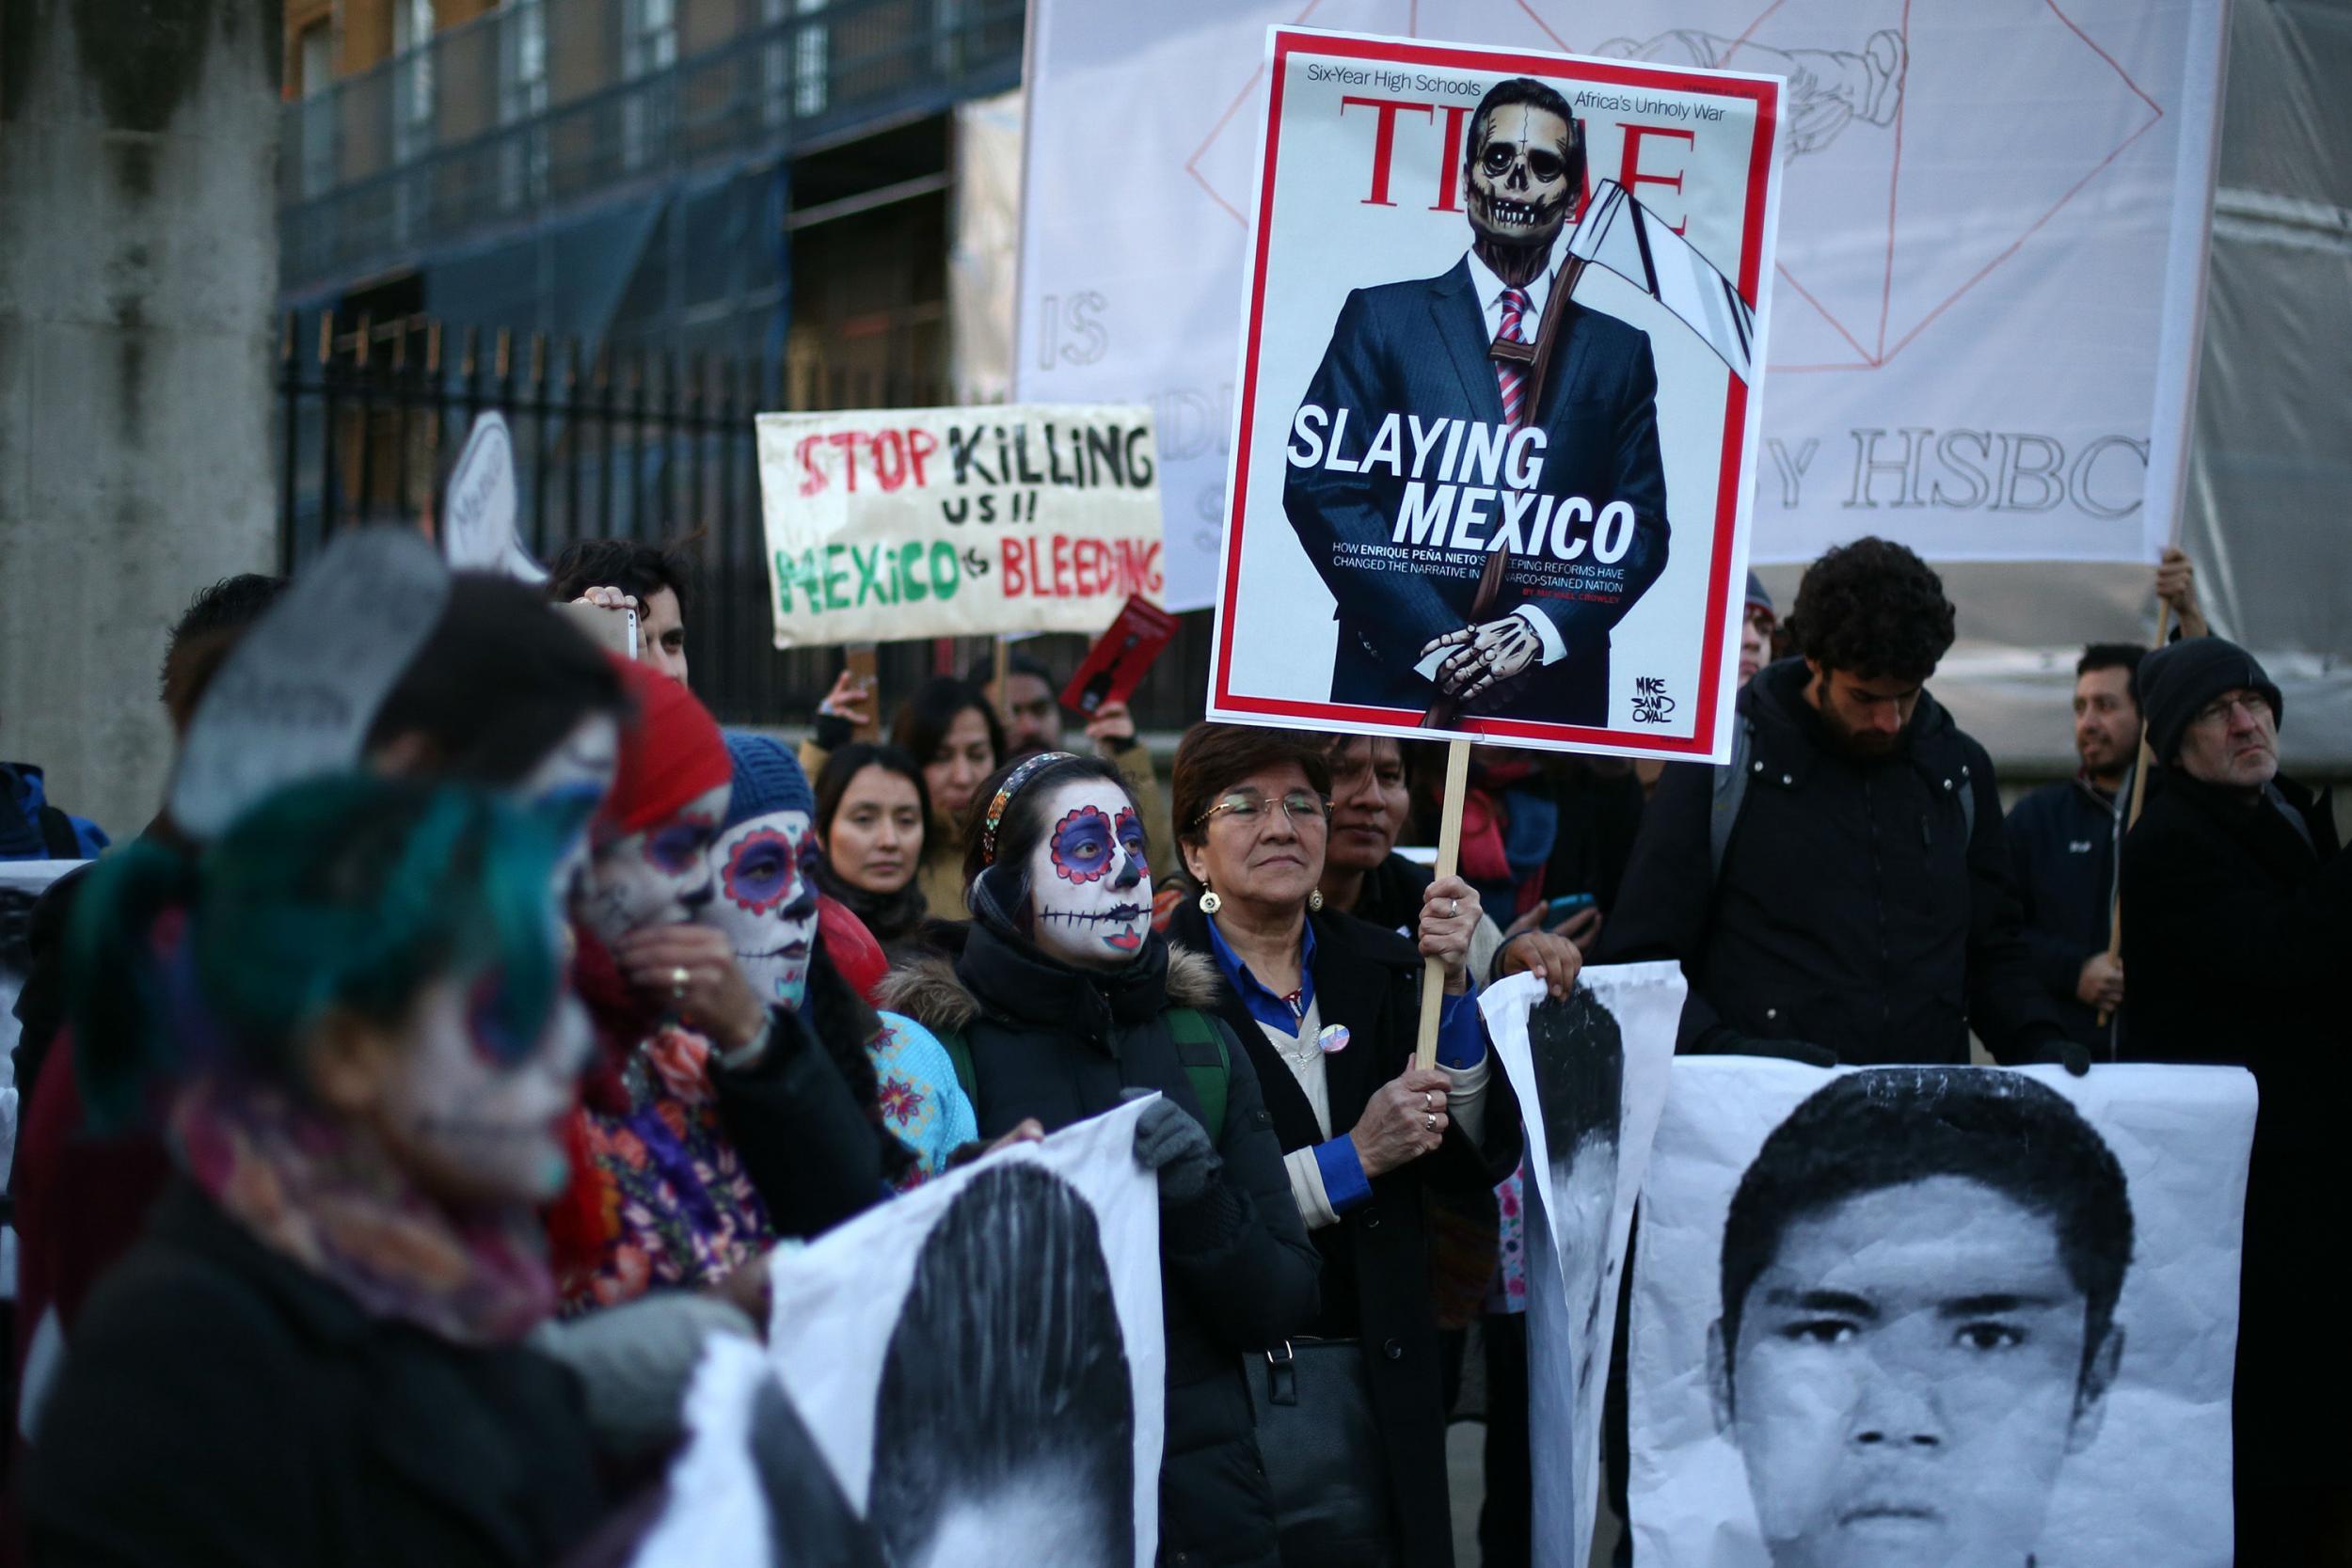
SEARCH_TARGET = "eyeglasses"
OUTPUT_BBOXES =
[1196,789,1330,831]
[2189,691,2271,730]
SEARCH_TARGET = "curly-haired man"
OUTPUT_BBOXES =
[1599,536,2075,1069]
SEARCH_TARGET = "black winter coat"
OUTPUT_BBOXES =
[1164,901,1525,1568]
[2004,773,2124,1054]
[1599,657,2067,1066]
[880,927,1321,1568]
[24,1182,605,1568]
[2121,768,2352,1483]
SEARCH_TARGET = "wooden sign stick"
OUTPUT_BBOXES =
[1415,736,1474,1069]
[845,642,882,743]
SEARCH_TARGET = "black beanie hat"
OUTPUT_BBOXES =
[2137,636,2281,764]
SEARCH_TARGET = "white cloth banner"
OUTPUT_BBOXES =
[1629,1058,2253,1568]
[1481,963,1683,1568]
[631,1100,1165,1568]
[1018,0,2225,587]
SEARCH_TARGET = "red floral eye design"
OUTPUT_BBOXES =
[1114,807,1149,882]
[722,827,799,914]
[1050,807,1115,883]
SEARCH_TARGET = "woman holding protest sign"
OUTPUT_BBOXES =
[25,776,610,1568]
[1163,722,1539,1568]
[804,673,1003,917]
[880,749,1319,1568]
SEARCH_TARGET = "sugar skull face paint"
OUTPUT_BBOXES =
[515,714,619,904]
[1026,781,1150,969]
[575,781,730,942]
[701,808,819,1010]
[377,971,593,1208]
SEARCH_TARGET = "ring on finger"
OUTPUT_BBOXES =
[1445,897,1459,918]
[669,965,691,999]
[1422,1090,1433,1112]
[1423,1113,1437,1132]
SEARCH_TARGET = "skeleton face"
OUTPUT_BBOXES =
[1468,103,1576,251]
[575,782,730,942]
[1025,779,1152,970]
[702,808,819,1011]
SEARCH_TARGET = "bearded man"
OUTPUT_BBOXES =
[1597,537,2075,1071]
[1282,76,1670,726]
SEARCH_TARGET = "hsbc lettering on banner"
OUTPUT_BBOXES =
[754,405,1164,647]
[1018,0,2226,585]
[1209,27,1784,762]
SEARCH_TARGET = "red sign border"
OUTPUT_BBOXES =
[1211,27,1780,757]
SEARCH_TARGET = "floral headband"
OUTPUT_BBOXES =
[978,752,1081,866]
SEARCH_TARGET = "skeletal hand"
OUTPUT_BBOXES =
[1436,616,1543,702]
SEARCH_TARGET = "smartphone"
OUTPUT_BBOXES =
[1545,892,1597,922]
[557,599,640,660]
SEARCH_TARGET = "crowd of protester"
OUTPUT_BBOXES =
[1,528,2341,1567]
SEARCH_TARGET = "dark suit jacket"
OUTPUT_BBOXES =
[1282,256,1670,725]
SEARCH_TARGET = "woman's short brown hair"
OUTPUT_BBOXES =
[1169,723,1334,850]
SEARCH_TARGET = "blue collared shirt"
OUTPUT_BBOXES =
[1200,914,1486,1214]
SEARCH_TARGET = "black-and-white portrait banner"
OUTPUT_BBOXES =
[1482,962,1683,1568]
[634,1099,1165,1568]
[1629,1058,2254,1568]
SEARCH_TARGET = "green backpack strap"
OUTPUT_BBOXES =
[1165,1007,1230,1144]
[935,1026,979,1109]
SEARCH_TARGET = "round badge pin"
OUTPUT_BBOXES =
[1316,1024,1351,1054]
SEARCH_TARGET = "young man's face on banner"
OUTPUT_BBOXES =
[1708,1174,2121,1568]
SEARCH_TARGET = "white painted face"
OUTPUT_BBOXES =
[574,781,731,942]
[702,808,819,1011]
[514,714,620,904]
[1025,779,1151,969]
[376,973,593,1208]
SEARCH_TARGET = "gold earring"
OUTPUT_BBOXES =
[1198,885,1222,914]
[1308,889,1325,911]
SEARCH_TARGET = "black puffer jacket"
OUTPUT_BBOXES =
[1600,657,2068,1066]
[881,926,1320,1568]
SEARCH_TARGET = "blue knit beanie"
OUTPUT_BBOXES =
[723,732,815,828]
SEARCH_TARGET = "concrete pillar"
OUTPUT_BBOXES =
[0,0,280,842]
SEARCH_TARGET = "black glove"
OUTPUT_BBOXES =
[2020,1036,2093,1077]
[1694,1024,1836,1069]
[1127,1094,1221,1205]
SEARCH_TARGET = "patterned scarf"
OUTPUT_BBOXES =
[172,1073,557,1345]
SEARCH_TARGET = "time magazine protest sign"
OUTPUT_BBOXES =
[1207,28,1784,760]
[755,404,1163,648]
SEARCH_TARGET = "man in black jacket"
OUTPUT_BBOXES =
[2120,636,2352,1562]
[1600,537,2074,1069]
[2003,642,2143,1054]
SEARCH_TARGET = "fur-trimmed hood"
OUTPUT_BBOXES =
[879,940,1228,1037]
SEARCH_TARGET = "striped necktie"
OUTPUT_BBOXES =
[1497,286,1531,426]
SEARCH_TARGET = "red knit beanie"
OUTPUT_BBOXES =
[596,657,731,836]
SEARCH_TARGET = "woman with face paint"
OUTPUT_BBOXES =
[25,776,609,1568]
[880,751,1321,1568]
[1161,722,1529,1568]
[706,735,974,1186]
[550,663,894,1314]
